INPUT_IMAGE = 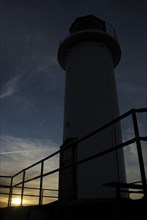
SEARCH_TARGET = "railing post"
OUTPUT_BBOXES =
[40,189,44,205]
[132,110,147,198]
[8,177,13,207]
[39,160,44,205]
[20,170,26,206]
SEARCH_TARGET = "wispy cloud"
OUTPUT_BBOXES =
[0,149,48,155]
[0,135,59,175]
[0,135,59,206]
[0,76,19,99]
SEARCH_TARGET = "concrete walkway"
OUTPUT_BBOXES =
[0,198,146,220]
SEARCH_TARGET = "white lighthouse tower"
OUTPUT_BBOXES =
[58,15,126,200]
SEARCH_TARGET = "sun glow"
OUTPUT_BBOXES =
[12,198,21,206]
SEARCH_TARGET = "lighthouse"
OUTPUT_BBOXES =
[58,15,127,200]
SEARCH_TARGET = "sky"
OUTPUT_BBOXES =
[0,0,147,206]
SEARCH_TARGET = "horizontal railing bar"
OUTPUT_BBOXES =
[0,184,58,192]
[15,186,58,191]
[22,195,58,198]
[103,181,146,189]
[140,136,147,141]
[0,184,10,188]
[12,141,77,186]
[24,154,59,171]
[23,139,77,172]
[77,109,134,144]
[120,190,143,194]
[13,169,25,178]
[77,108,146,145]
[129,180,147,184]
[43,138,137,177]
[11,108,147,180]
[75,138,136,167]
[0,192,58,198]
[13,153,60,178]
[0,176,12,178]
[11,109,134,179]
[134,108,147,113]
[2,108,146,205]
[1,190,141,196]
[0,193,10,195]
[13,167,60,187]
[11,156,63,179]
[13,138,136,187]
[39,139,137,182]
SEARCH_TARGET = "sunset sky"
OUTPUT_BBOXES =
[0,0,147,206]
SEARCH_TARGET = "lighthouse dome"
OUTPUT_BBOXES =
[69,15,106,33]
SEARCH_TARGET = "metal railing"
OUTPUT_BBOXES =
[0,108,147,207]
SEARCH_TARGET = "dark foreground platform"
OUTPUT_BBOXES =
[0,198,146,220]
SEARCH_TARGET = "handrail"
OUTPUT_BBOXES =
[0,176,12,178]
[0,192,58,199]
[10,108,147,179]
[0,184,58,191]
[0,108,146,207]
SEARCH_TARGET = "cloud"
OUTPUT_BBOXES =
[0,149,48,155]
[0,135,59,207]
[0,76,19,99]
[0,135,59,175]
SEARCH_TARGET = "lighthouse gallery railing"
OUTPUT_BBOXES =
[0,108,146,207]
